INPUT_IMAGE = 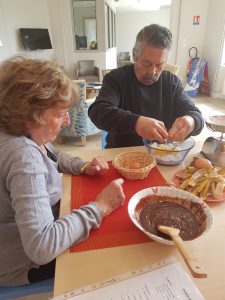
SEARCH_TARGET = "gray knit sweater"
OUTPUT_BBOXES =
[0,131,102,286]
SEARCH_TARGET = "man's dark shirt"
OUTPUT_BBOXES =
[88,64,204,148]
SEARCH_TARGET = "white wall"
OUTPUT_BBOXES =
[172,0,225,98]
[106,47,117,69]
[47,0,75,78]
[175,0,209,83]
[202,0,225,96]
[116,7,171,60]
[75,51,107,70]
[0,0,53,61]
[1,0,225,98]
[169,0,181,64]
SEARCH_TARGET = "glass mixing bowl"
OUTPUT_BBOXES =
[143,137,195,166]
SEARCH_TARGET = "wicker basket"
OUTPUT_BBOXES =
[112,151,157,180]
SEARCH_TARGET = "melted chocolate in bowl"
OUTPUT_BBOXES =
[137,195,206,241]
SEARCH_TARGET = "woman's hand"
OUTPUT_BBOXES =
[94,178,125,217]
[83,156,109,176]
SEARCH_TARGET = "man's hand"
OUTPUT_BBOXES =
[135,116,168,142]
[168,116,195,141]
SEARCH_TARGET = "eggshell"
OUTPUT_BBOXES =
[194,158,212,169]
[128,162,141,169]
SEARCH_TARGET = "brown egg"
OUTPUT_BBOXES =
[194,158,212,169]
[128,162,141,169]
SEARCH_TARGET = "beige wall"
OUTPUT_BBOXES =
[176,0,209,83]
[202,0,225,96]
[47,0,75,78]
[1,0,225,97]
[116,7,171,59]
[0,0,53,61]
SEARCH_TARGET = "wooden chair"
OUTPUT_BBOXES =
[164,63,180,75]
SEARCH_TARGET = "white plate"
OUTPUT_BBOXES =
[128,186,214,245]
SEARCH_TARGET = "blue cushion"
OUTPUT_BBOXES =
[102,130,108,149]
[59,80,101,138]
[0,278,54,299]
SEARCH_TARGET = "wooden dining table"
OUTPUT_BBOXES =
[53,137,225,300]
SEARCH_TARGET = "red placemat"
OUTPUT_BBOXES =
[70,163,166,253]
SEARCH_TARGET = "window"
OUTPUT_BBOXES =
[105,3,116,49]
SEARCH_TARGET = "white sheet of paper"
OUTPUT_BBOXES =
[52,258,205,300]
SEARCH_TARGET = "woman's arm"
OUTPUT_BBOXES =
[7,146,102,265]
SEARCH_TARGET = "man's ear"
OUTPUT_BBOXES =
[132,48,137,63]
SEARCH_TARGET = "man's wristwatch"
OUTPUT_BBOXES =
[80,161,90,174]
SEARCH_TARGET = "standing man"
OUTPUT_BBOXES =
[88,24,204,148]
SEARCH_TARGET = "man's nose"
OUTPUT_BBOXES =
[147,65,157,76]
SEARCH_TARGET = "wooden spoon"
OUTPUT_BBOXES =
[158,225,207,278]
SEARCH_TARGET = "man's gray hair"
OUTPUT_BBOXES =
[133,24,172,57]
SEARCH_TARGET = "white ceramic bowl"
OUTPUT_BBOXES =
[143,137,195,166]
[128,186,213,245]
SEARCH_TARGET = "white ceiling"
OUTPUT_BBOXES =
[113,0,171,12]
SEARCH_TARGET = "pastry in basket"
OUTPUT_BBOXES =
[112,151,156,180]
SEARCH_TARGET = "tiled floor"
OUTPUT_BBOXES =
[193,95,225,117]
[53,95,225,153]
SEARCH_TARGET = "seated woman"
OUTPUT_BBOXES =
[0,57,125,287]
